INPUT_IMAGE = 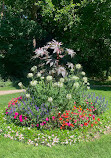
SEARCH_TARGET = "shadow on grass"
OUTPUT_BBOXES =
[90,86,111,91]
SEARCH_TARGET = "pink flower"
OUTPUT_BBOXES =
[86,117,89,120]
[14,116,16,119]
[91,106,94,108]
[40,122,44,126]
[15,112,19,116]
[6,109,8,111]
[67,122,71,126]
[19,115,23,122]
[37,124,39,127]
[46,117,49,121]
[79,115,82,118]
[20,119,23,122]
[91,102,92,104]
[74,102,76,104]
[80,124,83,127]
[25,117,27,120]
[82,118,84,120]
[78,110,81,112]
[6,112,8,114]
[43,121,46,124]
[92,115,95,118]
[52,116,55,120]
[74,120,77,123]
[86,102,89,104]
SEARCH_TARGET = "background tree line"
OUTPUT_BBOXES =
[0,0,111,80]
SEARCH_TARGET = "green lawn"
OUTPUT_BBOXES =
[0,88,111,158]
[0,132,111,158]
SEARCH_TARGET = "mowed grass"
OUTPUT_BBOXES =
[0,88,111,158]
[0,134,111,158]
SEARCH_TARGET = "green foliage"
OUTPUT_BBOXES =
[0,5,46,78]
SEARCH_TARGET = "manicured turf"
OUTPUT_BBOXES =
[0,133,111,158]
[0,88,111,158]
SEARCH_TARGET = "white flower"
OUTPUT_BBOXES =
[87,82,90,85]
[18,82,23,88]
[46,76,52,81]
[81,71,85,76]
[30,80,37,86]
[66,94,72,99]
[87,86,90,90]
[57,82,63,88]
[53,82,58,87]
[71,76,79,80]
[41,77,44,79]
[27,73,33,78]
[74,82,79,88]
[31,66,37,72]
[48,97,53,102]
[26,94,30,98]
[34,48,45,57]
[66,49,76,58]
[37,72,41,77]
[75,64,82,69]
[35,143,38,146]
[83,77,87,83]
[60,78,64,83]
[57,66,66,77]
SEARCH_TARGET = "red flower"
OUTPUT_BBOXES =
[95,121,97,124]
[89,109,92,112]
[89,114,92,116]
[66,119,69,122]
[93,118,95,120]
[65,116,69,118]
[84,122,88,126]
[66,113,69,115]
[91,124,93,127]
[97,118,100,121]
[59,118,62,121]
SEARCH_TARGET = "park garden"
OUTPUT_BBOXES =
[0,0,111,157]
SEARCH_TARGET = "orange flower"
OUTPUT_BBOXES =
[80,108,82,111]
[60,127,62,129]
[71,112,73,114]
[59,118,62,121]
[66,119,69,122]
[79,106,81,107]
[63,121,65,124]
[71,124,74,127]
[97,118,100,121]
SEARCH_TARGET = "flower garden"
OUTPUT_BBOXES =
[0,40,111,147]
